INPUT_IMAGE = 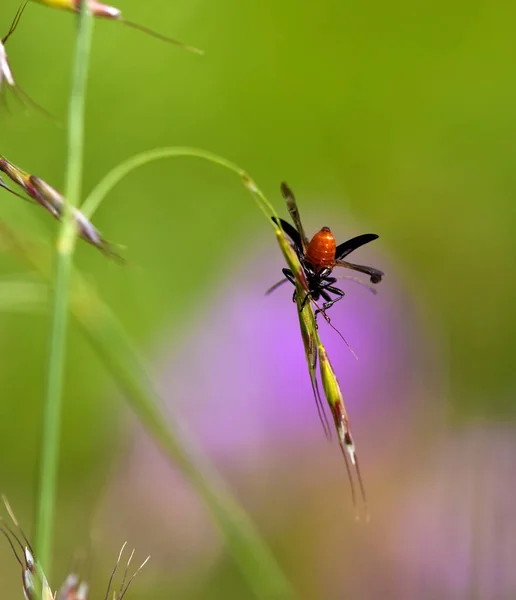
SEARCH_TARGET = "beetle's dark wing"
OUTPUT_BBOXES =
[334,259,384,284]
[271,216,303,249]
[335,233,379,260]
[280,182,309,251]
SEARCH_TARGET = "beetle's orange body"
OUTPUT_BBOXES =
[305,226,336,272]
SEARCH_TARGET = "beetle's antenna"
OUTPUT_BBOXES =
[313,302,358,360]
[327,319,358,360]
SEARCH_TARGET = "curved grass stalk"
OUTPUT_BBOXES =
[81,147,282,227]
[81,148,307,305]
[35,0,93,577]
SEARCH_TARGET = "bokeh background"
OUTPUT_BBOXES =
[0,1,514,598]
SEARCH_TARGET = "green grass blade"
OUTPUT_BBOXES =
[79,298,295,600]
[35,1,94,576]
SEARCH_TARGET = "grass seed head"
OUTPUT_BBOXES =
[0,156,123,261]
[0,495,46,600]
[30,0,203,54]
[1,499,146,599]
[31,0,120,17]
[318,343,345,415]
[0,156,30,189]
[318,345,369,519]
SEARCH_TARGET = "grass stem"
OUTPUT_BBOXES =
[35,0,94,576]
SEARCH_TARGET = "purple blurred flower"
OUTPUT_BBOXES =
[101,225,443,579]
[325,423,516,600]
[379,423,516,600]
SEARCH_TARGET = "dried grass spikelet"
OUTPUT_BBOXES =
[1,496,149,600]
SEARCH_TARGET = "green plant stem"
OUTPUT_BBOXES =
[35,2,94,576]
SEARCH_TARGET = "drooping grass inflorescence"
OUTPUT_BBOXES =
[0,155,123,262]
[30,0,204,54]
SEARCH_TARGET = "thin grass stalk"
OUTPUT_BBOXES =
[80,147,280,226]
[35,0,94,576]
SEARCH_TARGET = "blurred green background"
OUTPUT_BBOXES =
[0,0,514,598]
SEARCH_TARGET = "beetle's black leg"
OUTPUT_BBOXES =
[314,287,346,319]
[280,268,312,310]
[313,289,332,326]
[279,268,298,304]
[282,268,296,282]
[322,286,345,310]
[325,285,345,296]
[318,276,337,289]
